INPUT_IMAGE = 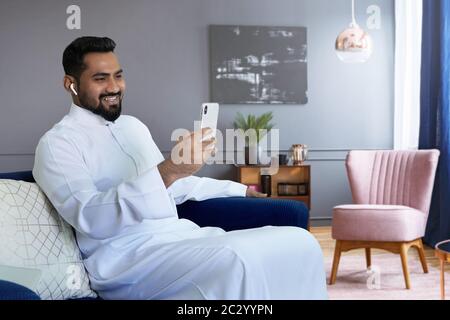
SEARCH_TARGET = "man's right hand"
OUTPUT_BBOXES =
[158,128,216,187]
[175,127,216,174]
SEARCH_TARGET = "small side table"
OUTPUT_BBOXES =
[435,240,450,300]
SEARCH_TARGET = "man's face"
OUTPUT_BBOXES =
[76,52,125,122]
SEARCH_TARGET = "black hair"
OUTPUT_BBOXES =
[62,36,116,81]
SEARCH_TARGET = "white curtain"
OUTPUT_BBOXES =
[394,0,423,150]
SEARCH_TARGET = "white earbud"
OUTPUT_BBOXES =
[70,83,78,96]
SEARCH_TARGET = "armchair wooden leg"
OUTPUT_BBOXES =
[365,248,371,268]
[400,243,411,289]
[440,259,446,300]
[415,239,429,274]
[329,240,342,285]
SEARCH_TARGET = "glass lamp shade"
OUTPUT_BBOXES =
[335,24,373,63]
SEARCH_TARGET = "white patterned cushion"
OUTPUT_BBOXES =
[0,179,97,300]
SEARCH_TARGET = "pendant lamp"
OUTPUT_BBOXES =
[335,0,373,63]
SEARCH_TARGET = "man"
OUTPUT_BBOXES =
[33,36,327,300]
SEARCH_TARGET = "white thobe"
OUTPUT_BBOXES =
[32,104,327,300]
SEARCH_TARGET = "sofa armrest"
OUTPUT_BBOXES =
[177,197,309,231]
[0,280,41,300]
[0,171,35,182]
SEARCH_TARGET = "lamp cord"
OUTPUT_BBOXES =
[351,0,358,27]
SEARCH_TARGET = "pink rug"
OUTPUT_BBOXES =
[324,252,450,300]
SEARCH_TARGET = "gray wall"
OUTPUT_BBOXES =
[0,0,395,224]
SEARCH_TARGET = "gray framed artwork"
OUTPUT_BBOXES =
[209,25,308,105]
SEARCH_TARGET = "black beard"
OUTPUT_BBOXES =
[78,93,122,122]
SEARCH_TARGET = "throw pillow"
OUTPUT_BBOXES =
[0,179,97,300]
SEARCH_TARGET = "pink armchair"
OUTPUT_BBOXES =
[330,150,440,289]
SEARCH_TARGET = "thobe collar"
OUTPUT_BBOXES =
[68,103,115,126]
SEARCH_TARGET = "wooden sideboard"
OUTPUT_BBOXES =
[236,165,311,209]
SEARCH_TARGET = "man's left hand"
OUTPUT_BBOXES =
[246,187,268,198]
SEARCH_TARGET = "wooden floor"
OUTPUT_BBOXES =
[310,226,448,272]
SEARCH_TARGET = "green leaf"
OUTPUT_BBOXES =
[233,112,247,130]
[233,111,276,143]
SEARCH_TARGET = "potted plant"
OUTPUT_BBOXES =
[233,112,275,165]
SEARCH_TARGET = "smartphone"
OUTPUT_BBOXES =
[200,103,219,140]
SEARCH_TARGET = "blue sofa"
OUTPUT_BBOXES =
[0,170,309,300]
